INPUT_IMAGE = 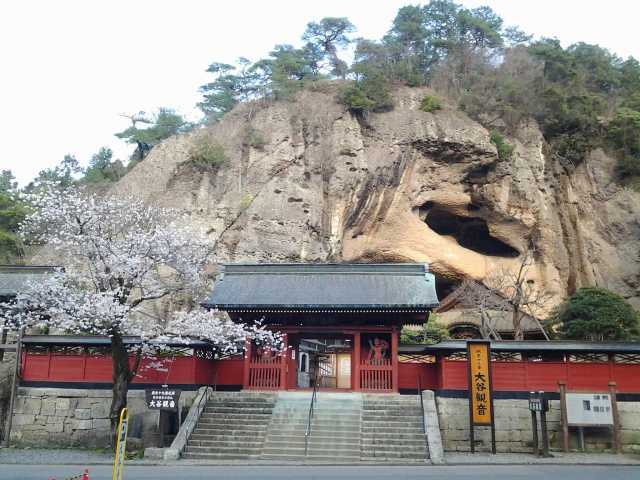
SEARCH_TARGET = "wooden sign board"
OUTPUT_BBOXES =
[145,388,181,411]
[566,392,613,426]
[468,341,493,425]
[467,340,496,453]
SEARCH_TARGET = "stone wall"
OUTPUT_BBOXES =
[10,387,196,448]
[436,396,640,454]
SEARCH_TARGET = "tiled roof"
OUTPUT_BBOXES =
[203,263,439,311]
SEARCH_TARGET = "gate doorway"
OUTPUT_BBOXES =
[296,336,352,389]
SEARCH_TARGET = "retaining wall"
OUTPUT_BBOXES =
[10,387,196,448]
[436,395,640,454]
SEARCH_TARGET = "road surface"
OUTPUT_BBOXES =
[4,464,639,480]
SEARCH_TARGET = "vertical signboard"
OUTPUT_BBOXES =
[467,340,496,453]
[112,407,129,480]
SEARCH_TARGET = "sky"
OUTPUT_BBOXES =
[1,0,639,186]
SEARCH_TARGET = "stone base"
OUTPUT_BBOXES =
[436,396,640,454]
[9,387,196,449]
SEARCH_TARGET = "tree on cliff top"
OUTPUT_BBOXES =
[1,185,281,444]
[548,288,640,341]
[116,109,193,163]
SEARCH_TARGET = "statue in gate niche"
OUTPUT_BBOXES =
[367,337,389,365]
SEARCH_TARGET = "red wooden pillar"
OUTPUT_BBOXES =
[391,327,399,392]
[280,333,288,389]
[242,338,252,390]
[353,332,361,391]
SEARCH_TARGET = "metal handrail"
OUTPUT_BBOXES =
[304,375,321,455]
[417,375,428,450]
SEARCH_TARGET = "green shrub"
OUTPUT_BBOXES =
[419,95,442,113]
[548,287,640,341]
[338,84,376,113]
[400,316,450,345]
[187,137,226,169]
[607,107,640,177]
[490,131,515,161]
[243,127,268,150]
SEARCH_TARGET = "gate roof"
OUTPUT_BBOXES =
[203,263,439,312]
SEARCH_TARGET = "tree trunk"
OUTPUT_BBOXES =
[513,308,524,341]
[110,332,131,449]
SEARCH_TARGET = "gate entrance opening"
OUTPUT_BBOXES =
[296,336,352,389]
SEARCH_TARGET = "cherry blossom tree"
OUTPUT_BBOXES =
[2,184,282,441]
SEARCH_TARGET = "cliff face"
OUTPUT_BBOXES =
[110,87,640,311]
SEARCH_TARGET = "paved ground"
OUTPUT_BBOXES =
[1,448,639,466]
[4,464,640,480]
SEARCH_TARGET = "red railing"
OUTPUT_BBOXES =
[360,359,393,391]
[247,355,282,389]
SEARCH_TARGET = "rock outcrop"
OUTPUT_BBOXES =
[110,87,640,311]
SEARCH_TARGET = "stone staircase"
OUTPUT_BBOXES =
[180,391,430,463]
[182,391,277,460]
[261,392,362,462]
[361,394,429,462]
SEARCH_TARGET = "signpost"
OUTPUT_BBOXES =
[145,386,181,447]
[558,381,621,453]
[112,408,129,480]
[467,340,496,454]
[528,391,551,457]
[145,387,181,411]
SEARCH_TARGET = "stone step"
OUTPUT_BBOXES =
[188,439,264,448]
[199,413,273,421]
[269,421,361,430]
[204,406,274,414]
[361,426,424,434]
[264,438,361,449]
[361,456,427,463]
[185,445,260,455]
[261,453,363,462]
[270,413,361,420]
[189,432,263,441]
[182,452,259,460]
[361,450,427,460]
[192,425,268,434]
[362,410,422,416]
[361,420,422,427]
[266,433,360,442]
[262,446,361,457]
[362,437,426,446]
[361,411,422,418]
[207,399,276,406]
[197,417,271,426]
[362,443,426,453]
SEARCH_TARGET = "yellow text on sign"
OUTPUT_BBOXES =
[469,343,492,425]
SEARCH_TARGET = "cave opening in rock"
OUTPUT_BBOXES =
[433,273,459,301]
[425,207,520,258]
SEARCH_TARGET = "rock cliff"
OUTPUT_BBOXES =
[110,86,640,311]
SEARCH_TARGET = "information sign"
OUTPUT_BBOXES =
[566,392,613,426]
[468,342,493,425]
[466,340,496,454]
[145,387,181,411]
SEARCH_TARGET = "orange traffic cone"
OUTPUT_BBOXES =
[81,469,89,480]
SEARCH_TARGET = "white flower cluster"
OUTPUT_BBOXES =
[3,184,281,354]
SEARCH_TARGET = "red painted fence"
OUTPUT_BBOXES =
[21,348,640,394]
[399,358,640,393]
[21,348,242,388]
